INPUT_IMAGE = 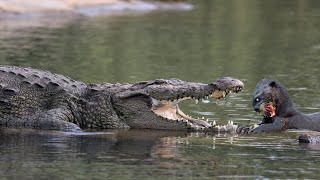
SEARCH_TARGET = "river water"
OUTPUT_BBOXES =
[1,0,320,179]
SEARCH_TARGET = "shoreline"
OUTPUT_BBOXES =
[0,0,193,16]
[0,0,193,32]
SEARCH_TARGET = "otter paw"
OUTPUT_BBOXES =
[236,126,250,134]
[249,126,264,133]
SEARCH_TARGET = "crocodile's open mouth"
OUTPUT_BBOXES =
[151,87,243,127]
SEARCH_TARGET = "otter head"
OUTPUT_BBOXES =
[252,78,293,121]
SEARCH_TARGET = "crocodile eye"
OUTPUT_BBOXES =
[255,98,260,102]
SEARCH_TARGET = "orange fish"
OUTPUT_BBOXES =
[266,103,276,117]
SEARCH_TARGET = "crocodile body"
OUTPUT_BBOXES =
[0,66,243,132]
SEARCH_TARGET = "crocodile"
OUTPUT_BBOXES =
[0,66,243,132]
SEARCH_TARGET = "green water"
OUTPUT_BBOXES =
[1,0,320,179]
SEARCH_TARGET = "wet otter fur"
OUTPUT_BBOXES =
[250,78,320,133]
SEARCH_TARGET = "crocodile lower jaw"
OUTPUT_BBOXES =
[150,88,240,129]
[151,99,211,126]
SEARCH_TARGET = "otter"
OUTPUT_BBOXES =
[249,78,320,133]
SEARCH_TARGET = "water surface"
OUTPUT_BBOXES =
[1,0,320,179]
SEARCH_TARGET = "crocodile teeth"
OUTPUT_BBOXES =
[201,98,210,103]
[222,91,226,98]
[211,121,216,126]
[195,99,199,104]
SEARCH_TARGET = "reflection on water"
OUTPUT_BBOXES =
[1,0,320,179]
[1,128,320,179]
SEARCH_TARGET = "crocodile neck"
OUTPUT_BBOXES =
[76,83,130,129]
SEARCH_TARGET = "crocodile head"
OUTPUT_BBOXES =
[111,77,244,131]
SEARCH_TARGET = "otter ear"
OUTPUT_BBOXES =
[269,81,277,88]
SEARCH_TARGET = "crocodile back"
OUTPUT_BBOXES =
[0,66,87,95]
[0,66,87,119]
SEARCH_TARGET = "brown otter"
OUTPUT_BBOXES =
[249,78,320,133]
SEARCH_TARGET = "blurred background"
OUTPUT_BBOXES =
[1,0,320,124]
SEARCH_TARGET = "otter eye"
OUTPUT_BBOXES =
[255,98,260,102]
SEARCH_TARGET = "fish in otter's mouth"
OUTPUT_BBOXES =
[259,102,276,118]
[150,86,243,127]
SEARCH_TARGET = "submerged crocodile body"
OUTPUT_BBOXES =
[0,66,243,132]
